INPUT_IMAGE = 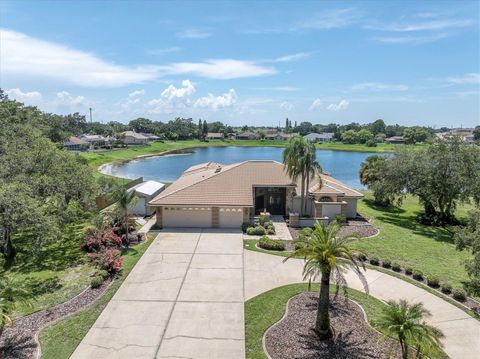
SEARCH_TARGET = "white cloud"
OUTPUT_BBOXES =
[194,89,237,110]
[374,33,448,44]
[254,86,299,92]
[369,19,474,32]
[327,99,349,111]
[128,89,145,98]
[1,29,159,87]
[161,80,196,100]
[147,47,182,55]
[147,80,196,114]
[56,91,87,106]
[160,59,275,80]
[280,101,294,111]
[273,52,310,62]
[176,28,211,39]
[5,88,42,103]
[447,73,480,85]
[298,8,362,30]
[351,82,408,91]
[308,98,322,111]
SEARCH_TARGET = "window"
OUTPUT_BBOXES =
[319,196,333,202]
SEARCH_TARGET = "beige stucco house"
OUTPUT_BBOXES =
[149,160,363,229]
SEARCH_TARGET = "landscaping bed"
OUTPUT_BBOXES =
[265,292,399,359]
[288,218,378,241]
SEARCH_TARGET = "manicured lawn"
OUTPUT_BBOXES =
[245,283,389,359]
[38,233,155,359]
[353,192,473,292]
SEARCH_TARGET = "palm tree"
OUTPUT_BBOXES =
[302,141,323,215]
[114,187,137,247]
[283,137,308,215]
[376,299,444,359]
[284,222,366,339]
[0,276,32,337]
[359,155,386,187]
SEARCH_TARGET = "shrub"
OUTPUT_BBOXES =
[405,267,413,275]
[440,283,452,294]
[365,139,378,147]
[412,270,423,281]
[88,247,123,274]
[452,288,467,301]
[294,241,306,250]
[357,253,367,262]
[96,269,110,280]
[258,236,285,251]
[247,225,266,235]
[83,226,122,253]
[427,276,440,288]
[391,262,401,272]
[369,257,380,266]
[334,214,346,223]
[266,227,275,235]
[241,223,253,233]
[258,214,269,227]
[90,276,104,288]
[382,259,391,268]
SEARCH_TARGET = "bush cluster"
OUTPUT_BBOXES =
[412,270,423,281]
[258,236,285,251]
[369,257,380,266]
[440,283,452,294]
[405,267,413,275]
[90,276,104,288]
[247,225,266,235]
[427,276,440,288]
[83,225,124,275]
[83,226,122,253]
[452,288,467,301]
[381,259,391,268]
[88,247,123,274]
[241,223,252,233]
[391,262,401,272]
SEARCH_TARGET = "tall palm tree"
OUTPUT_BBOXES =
[302,141,323,215]
[114,187,137,247]
[376,299,444,359]
[283,137,307,215]
[284,222,366,339]
[0,276,32,337]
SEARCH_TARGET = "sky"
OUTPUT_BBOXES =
[1,0,479,128]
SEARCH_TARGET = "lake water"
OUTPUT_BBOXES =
[101,146,376,189]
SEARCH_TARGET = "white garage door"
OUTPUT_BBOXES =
[219,208,243,228]
[163,207,212,228]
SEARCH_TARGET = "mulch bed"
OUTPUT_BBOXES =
[265,292,400,359]
[0,279,111,359]
[288,219,378,241]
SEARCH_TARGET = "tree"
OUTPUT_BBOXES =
[359,155,395,205]
[198,119,203,139]
[474,126,480,142]
[376,300,444,359]
[129,118,154,133]
[283,137,307,215]
[455,210,480,295]
[403,127,430,145]
[113,187,137,247]
[202,119,208,138]
[341,129,358,144]
[284,222,366,339]
[0,275,32,337]
[357,129,374,144]
[302,142,323,214]
[369,119,386,135]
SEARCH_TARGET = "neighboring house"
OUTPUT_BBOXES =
[304,132,334,142]
[205,132,224,140]
[265,133,291,140]
[128,180,166,216]
[149,160,363,228]
[226,133,237,140]
[385,136,405,144]
[62,136,89,151]
[141,133,161,141]
[236,131,261,140]
[436,128,475,143]
[121,131,150,145]
[79,134,110,147]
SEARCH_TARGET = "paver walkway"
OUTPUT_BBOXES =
[244,250,480,359]
[71,229,245,359]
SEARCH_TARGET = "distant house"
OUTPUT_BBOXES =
[304,132,334,142]
[79,134,109,147]
[226,133,237,140]
[141,133,161,141]
[63,136,88,151]
[128,180,166,216]
[237,131,261,140]
[205,132,224,140]
[436,128,475,143]
[265,133,291,141]
[385,136,405,144]
[121,131,150,145]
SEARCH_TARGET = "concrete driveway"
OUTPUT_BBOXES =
[71,229,245,359]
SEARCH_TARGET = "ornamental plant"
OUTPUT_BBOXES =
[83,225,122,253]
[88,247,123,274]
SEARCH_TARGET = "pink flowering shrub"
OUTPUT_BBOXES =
[88,247,123,274]
[83,226,122,253]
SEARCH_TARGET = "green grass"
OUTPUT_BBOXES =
[353,192,473,292]
[245,283,390,359]
[38,233,155,359]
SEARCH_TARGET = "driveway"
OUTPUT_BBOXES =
[71,229,245,359]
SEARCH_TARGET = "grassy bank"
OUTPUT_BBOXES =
[245,283,389,359]
[38,233,155,358]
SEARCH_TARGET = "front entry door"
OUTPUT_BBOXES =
[267,193,284,214]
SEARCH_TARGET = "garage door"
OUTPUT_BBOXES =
[163,207,212,228]
[219,208,243,228]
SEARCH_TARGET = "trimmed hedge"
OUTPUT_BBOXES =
[369,257,380,266]
[452,288,467,302]
[258,236,285,251]
[412,270,423,281]
[440,283,452,294]
[247,225,266,235]
[405,267,413,275]
[90,276,103,288]
[391,262,401,272]
[242,223,253,233]
[427,276,440,288]
[381,259,391,268]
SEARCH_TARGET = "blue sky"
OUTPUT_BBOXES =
[1,0,479,127]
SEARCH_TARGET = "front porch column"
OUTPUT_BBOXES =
[314,202,323,217]
[155,207,163,228]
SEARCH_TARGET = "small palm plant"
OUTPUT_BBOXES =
[376,299,444,359]
[0,276,32,337]
[284,222,367,339]
[113,187,137,247]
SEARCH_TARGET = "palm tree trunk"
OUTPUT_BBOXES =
[315,267,333,339]
[300,172,306,216]
[124,209,130,247]
[304,173,310,215]
[2,228,16,266]
[399,336,408,359]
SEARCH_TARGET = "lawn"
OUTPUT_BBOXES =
[245,283,390,359]
[353,192,473,292]
[38,232,156,359]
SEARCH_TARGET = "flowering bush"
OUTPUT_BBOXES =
[83,226,122,253]
[88,247,123,274]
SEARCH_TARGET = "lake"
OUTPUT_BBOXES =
[100,146,376,189]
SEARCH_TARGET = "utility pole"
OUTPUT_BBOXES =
[89,107,93,123]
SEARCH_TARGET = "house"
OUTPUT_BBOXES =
[149,160,363,228]
[141,133,161,141]
[79,134,109,147]
[121,131,150,145]
[385,136,405,144]
[265,133,291,141]
[304,132,334,142]
[205,132,225,140]
[236,131,261,140]
[436,128,475,143]
[62,136,89,151]
[128,180,166,216]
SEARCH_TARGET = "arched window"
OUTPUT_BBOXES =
[319,196,333,202]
